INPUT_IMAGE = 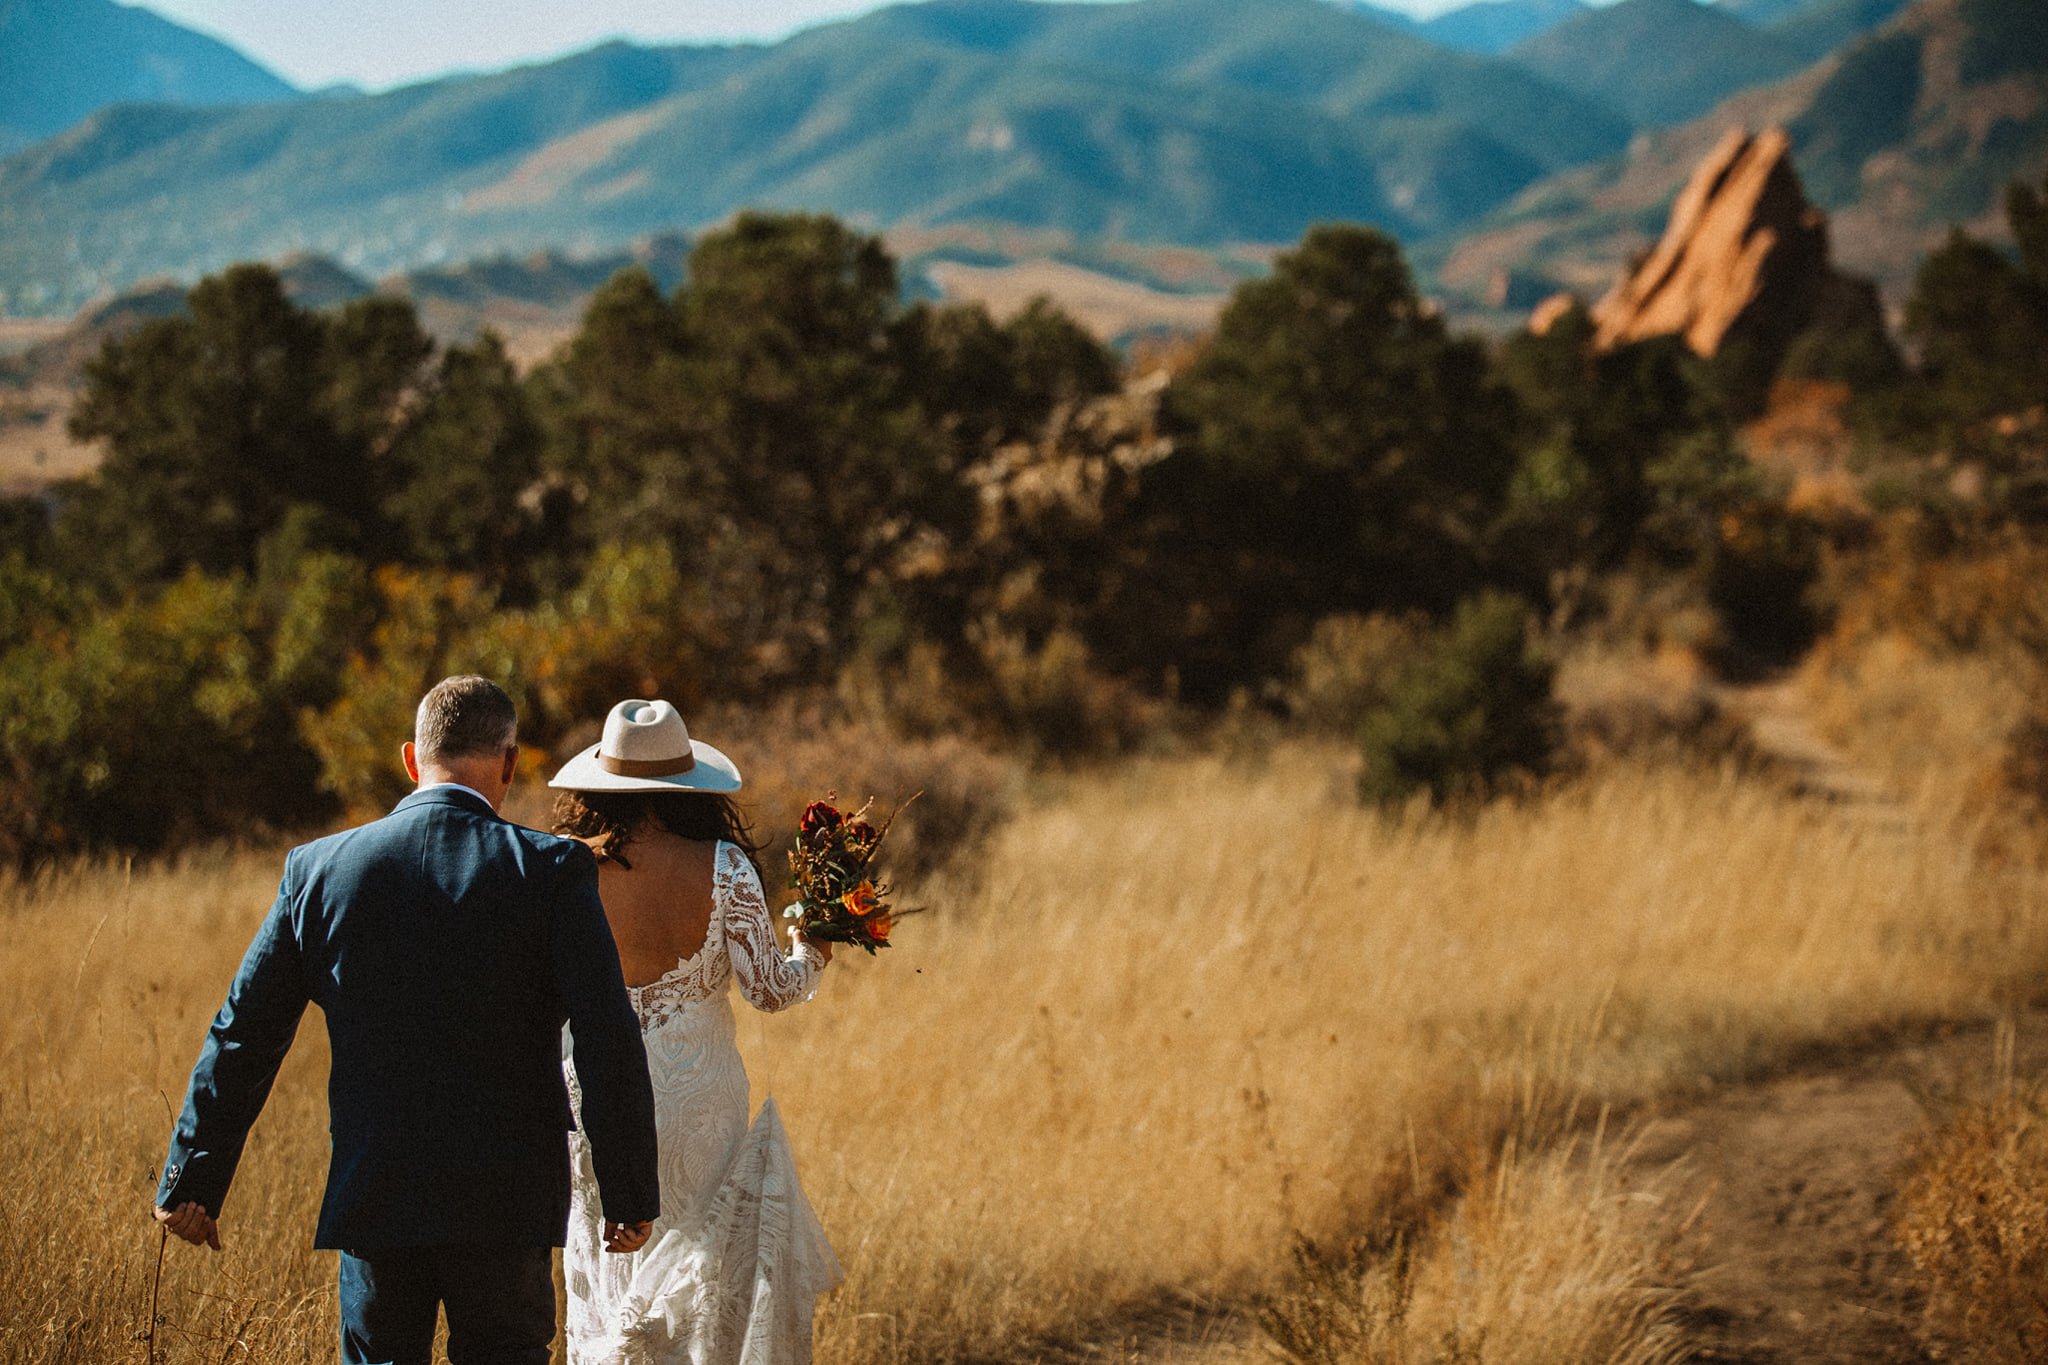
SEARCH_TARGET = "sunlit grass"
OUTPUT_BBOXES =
[3,745,2043,1361]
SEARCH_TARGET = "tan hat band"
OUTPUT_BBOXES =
[598,750,697,778]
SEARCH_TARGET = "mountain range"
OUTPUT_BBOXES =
[1509,0,1815,126]
[0,0,1934,318]
[0,0,297,155]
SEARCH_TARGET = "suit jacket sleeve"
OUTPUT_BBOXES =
[552,844,661,1224]
[156,856,311,1217]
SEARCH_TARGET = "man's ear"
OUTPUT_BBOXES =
[401,741,421,784]
[502,745,518,787]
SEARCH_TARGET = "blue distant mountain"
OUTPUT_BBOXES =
[0,0,1637,314]
[0,0,298,154]
[1421,0,1589,55]
[1326,0,1587,55]
[1509,0,1809,127]
[0,0,1946,317]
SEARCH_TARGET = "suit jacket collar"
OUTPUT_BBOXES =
[394,784,501,819]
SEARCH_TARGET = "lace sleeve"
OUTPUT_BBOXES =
[717,842,824,1013]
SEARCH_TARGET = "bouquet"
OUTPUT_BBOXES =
[782,794,918,954]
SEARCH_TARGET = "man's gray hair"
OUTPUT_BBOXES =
[414,676,517,762]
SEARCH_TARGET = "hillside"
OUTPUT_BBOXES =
[1435,0,2048,315]
[1420,0,1589,54]
[0,0,297,155]
[0,0,1634,316]
[1510,0,1811,127]
[1766,0,1915,62]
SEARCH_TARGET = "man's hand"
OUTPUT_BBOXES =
[154,1201,222,1250]
[603,1220,653,1254]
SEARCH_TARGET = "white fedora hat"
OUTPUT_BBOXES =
[548,699,742,794]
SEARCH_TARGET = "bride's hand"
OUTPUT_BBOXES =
[794,927,832,964]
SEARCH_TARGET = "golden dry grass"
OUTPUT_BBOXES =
[1259,1132,1691,1365]
[921,259,1226,343]
[4,746,2045,1362]
[1799,632,2033,827]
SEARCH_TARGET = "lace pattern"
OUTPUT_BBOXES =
[626,843,824,1032]
[588,1101,843,1365]
[565,841,836,1364]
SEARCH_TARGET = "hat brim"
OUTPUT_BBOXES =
[547,739,743,794]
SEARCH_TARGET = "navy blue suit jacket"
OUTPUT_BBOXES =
[156,786,660,1249]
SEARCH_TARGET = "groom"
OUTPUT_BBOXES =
[153,675,661,1364]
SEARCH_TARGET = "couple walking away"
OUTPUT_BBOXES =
[152,676,842,1364]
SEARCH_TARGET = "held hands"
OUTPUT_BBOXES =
[154,1200,222,1250]
[604,1220,653,1254]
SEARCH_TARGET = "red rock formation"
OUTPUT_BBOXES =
[1590,126,1832,358]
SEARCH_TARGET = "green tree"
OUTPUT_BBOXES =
[1356,592,1560,805]
[533,265,692,547]
[59,265,441,585]
[324,293,436,477]
[673,213,971,641]
[1004,296,1121,421]
[539,214,988,683]
[1905,172,2048,429]
[383,331,545,590]
[1496,312,1740,582]
[64,266,345,580]
[1907,233,2048,425]
[1119,224,1519,698]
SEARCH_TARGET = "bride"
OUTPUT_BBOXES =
[550,698,843,1364]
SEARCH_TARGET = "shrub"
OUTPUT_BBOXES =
[1357,594,1561,805]
[966,619,1162,758]
[1282,613,1428,736]
[295,567,507,815]
[0,571,324,861]
[1896,1085,2048,1362]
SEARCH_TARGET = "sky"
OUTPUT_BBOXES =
[132,0,1468,92]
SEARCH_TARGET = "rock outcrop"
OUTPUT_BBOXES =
[1588,125,1881,367]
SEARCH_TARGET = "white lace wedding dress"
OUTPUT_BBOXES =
[564,841,842,1365]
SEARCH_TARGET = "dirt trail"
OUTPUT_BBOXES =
[1041,679,1997,1364]
[1639,676,1935,1361]
[1632,1021,2043,1363]
[1716,677,1907,822]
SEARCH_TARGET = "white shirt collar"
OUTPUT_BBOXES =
[417,780,496,810]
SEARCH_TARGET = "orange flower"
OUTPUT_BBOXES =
[842,881,879,917]
[869,914,891,941]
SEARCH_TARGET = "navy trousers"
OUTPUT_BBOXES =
[338,1244,554,1365]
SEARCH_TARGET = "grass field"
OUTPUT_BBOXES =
[3,743,2043,1362]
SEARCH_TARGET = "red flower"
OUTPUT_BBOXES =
[800,801,842,836]
[869,914,892,942]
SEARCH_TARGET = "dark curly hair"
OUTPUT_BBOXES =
[550,789,763,877]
